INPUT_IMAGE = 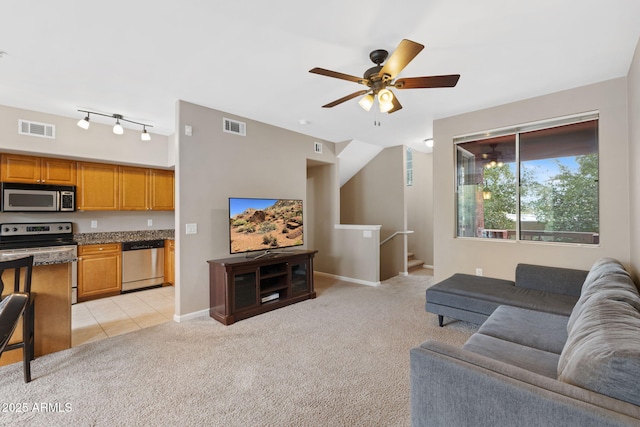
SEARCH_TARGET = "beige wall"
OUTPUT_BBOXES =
[628,39,640,279]
[175,100,338,316]
[306,160,341,274]
[340,146,406,279]
[433,77,630,282]
[407,150,433,266]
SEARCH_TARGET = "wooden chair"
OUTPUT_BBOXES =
[0,256,35,382]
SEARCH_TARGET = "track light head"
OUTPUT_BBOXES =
[113,115,124,135]
[77,114,90,130]
[141,127,151,141]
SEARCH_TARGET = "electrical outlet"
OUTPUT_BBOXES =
[147,219,153,227]
[475,268,483,276]
[91,220,98,229]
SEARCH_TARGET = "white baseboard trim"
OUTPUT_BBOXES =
[423,264,434,269]
[399,271,409,276]
[173,308,210,323]
[314,271,380,287]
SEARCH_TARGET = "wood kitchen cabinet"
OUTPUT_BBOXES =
[119,166,174,211]
[78,243,122,302]
[1,153,76,185]
[76,161,119,210]
[164,239,175,285]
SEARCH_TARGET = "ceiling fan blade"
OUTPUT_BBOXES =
[322,90,370,108]
[379,39,424,80]
[388,96,403,114]
[394,74,460,89]
[309,67,367,85]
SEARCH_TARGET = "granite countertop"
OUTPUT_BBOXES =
[0,250,77,267]
[74,229,175,245]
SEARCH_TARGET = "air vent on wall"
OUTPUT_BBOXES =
[223,117,246,136]
[18,119,55,139]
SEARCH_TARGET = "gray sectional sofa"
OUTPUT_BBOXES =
[425,263,589,326]
[411,258,640,426]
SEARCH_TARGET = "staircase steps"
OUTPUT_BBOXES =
[407,252,424,271]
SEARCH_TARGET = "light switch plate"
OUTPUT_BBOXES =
[91,220,98,228]
[186,223,197,234]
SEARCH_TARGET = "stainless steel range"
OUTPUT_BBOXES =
[0,221,78,303]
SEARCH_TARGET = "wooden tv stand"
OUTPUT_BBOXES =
[207,250,317,325]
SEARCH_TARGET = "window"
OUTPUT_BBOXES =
[455,114,599,244]
[406,146,413,186]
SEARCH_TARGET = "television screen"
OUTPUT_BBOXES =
[229,198,303,254]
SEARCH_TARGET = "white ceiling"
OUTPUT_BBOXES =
[1,1,639,153]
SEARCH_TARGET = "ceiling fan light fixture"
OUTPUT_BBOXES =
[378,89,393,104]
[358,93,374,111]
[77,114,90,130]
[377,89,394,113]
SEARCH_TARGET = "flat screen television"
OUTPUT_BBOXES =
[229,197,303,255]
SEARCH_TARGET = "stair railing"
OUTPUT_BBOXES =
[380,230,414,246]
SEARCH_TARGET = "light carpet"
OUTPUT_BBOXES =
[0,271,477,427]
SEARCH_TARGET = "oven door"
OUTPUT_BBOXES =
[2,189,59,212]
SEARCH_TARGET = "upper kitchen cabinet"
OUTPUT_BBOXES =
[119,166,174,211]
[76,161,119,210]
[149,169,174,210]
[1,153,77,185]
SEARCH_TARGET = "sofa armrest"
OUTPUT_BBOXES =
[410,340,640,427]
[515,264,588,296]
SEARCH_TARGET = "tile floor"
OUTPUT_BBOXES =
[71,285,175,347]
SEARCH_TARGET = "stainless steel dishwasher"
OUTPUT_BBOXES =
[121,240,165,292]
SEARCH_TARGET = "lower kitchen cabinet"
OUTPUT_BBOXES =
[164,239,175,285]
[78,243,122,302]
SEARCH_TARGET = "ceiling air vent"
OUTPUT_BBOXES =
[223,118,246,136]
[19,119,55,139]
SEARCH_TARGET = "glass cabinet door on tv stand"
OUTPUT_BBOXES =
[232,269,258,311]
[207,250,317,325]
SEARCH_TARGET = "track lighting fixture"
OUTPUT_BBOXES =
[77,109,152,140]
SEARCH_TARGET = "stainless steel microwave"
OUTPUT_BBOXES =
[1,182,75,212]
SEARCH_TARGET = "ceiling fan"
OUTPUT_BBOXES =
[309,39,460,114]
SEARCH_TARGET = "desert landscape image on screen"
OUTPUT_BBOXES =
[229,198,303,254]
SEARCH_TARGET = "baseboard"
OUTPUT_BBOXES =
[423,264,434,269]
[173,308,210,323]
[314,271,380,287]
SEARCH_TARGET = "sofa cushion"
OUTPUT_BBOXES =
[567,269,640,333]
[426,273,579,318]
[515,263,588,297]
[463,333,560,379]
[558,296,640,406]
[581,258,630,293]
[477,305,569,354]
